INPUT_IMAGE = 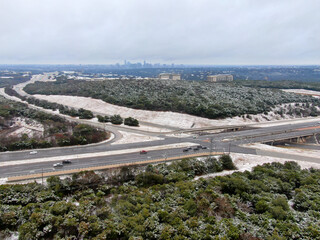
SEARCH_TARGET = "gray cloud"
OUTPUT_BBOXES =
[0,0,319,64]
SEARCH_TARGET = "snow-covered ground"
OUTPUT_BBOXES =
[7,117,44,138]
[282,89,320,97]
[0,178,8,184]
[250,115,320,128]
[243,143,320,159]
[32,94,320,130]
[13,73,56,97]
[112,131,163,145]
[90,117,172,132]
[194,152,320,180]
[6,73,320,131]
[2,232,18,240]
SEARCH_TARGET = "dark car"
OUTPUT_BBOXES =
[201,146,208,149]
[62,160,72,164]
[183,148,189,152]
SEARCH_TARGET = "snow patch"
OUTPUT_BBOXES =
[195,152,320,180]
[244,143,320,159]
[112,131,163,145]
[8,117,44,138]
[0,178,8,184]
[282,89,320,97]
[3,232,18,240]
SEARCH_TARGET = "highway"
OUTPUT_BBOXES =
[1,120,320,179]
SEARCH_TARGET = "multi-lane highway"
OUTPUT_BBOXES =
[1,120,320,179]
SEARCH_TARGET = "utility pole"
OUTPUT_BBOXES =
[41,168,44,185]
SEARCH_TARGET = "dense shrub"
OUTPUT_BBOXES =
[220,154,237,170]
[110,114,123,125]
[124,117,139,126]
[97,115,110,123]
[0,162,319,239]
[0,97,109,151]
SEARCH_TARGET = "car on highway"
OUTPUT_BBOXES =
[183,148,189,152]
[202,146,208,149]
[62,160,72,164]
[29,151,38,155]
[140,150,148,154]
[53,163,63,168]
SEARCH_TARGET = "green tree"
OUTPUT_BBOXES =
[124,117,139,126]
[220,154,237,170]
[110,114,123,125]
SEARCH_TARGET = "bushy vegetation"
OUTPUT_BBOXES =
[0,73,30,88]
[124,117,139,126]
[5,87,141,125]
[110,114,123,125]
[0,96,109,151]
[0,160,319,239]
[4,87,94,119]
[24,79,320,119]
[97,115,110,123]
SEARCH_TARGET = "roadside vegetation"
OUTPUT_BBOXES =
[0,159,319,239]
[24,79,320,119]
[0,96,109,151]
[98,114,139,126]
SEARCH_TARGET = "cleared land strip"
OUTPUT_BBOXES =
[7,152,224,182]
[0,143,198,167]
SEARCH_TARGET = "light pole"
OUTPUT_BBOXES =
[209,137,213,160]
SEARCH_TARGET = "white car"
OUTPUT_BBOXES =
[29,151,38,155]
[53,163,63,168]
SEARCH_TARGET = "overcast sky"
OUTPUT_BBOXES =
[0,0,319,65]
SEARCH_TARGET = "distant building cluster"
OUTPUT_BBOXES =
[207,74,233,82]
[118,60,185,69]
[158,73,181,80]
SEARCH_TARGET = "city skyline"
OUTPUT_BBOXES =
[0,0,319,65]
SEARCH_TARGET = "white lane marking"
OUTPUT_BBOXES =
[0,143,198,167]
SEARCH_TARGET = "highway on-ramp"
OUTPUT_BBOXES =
[1,120,320,179]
